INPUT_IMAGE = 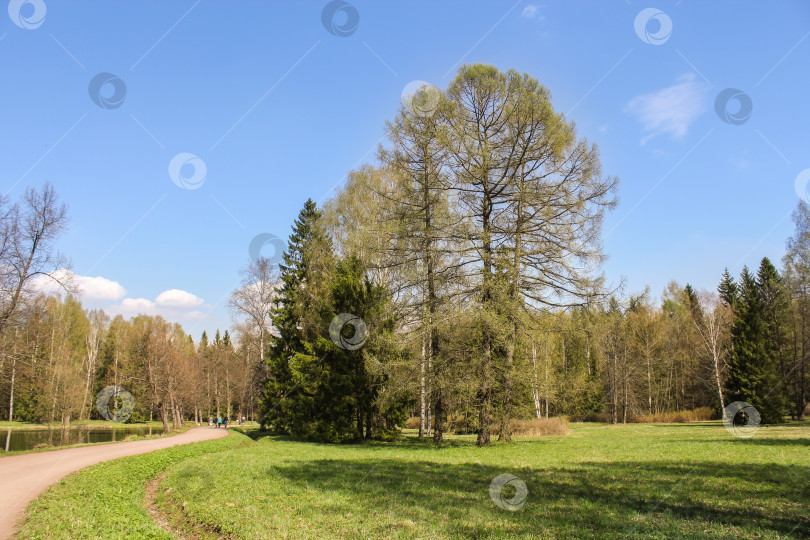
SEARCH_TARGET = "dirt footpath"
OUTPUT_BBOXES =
[0,427,229,539]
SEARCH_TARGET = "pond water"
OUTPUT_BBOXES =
[1,426,162,452]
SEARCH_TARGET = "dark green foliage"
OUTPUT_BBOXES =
[263,200,397,442]
[268,256,397,443]
[718,268,737,307]
[724,262,786,423]
[262,199,332,431]
[757,258,791,415]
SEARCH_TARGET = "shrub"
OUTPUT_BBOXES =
[630,407,715,423]
[491,417,571,437]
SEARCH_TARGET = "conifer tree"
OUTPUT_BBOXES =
[725,266,784,423]
[718,268,738,307]
[262,199,332,431]
[756,258,790,416]
[306,256,394,442]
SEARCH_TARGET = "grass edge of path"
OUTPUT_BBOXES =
[15,429,251,539]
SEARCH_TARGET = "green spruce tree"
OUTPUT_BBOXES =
[756,258,789,417]
[306,256,399,442]
[262,199,332,432]
[725,266,784,424]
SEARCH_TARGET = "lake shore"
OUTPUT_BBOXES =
[0,423,197,457]
[0,420,170,430]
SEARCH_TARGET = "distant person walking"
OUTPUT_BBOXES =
[217,416,222,428]
[223,417,228,429]
[208,416,213,427]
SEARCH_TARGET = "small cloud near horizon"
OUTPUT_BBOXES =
[108,289,206,317]
[32,269,126,301]
[154,288,205,309]
[32,269,210,328]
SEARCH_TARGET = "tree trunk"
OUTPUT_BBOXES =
[159,402,170,432]
[426,353,432,436]
[611,349,618,424]
[476,185,493,447]
[80,326,99,421]
[646,347,653,415]
[8,356,16,422]
[499,173,525,443]
[544,341,550,418]
[419,338,426,437]
[432,395,443,443]
[799,298,807,420]
[531,339,541,419]
[477,339,492,446]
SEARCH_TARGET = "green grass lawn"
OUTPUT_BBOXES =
[19,422,810,539]
[157,422,809,539]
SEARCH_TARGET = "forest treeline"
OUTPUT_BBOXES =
[0,185,263,430]
[1,65,807,445]
[0,295,258,431]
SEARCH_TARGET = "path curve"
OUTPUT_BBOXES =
[0,427,229,539]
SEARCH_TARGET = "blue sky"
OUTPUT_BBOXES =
[2,0,809,336]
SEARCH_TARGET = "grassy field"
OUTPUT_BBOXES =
[156,421,808,539]
[18,422,810,539]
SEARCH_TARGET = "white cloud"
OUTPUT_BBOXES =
[624,74,708,144]
[118,297,154,312]
[106,289,206,325]
[521,4,543,19]
[32,269,126,301]
[31,272,210,330]
[154,289,204,309]
[76,274,127,301]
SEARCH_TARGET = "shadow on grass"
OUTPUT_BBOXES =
[269,458,810,538]
[656,420,809,429]
[245,429,476,448]
[637,422,721,428]
[676,437,810,447]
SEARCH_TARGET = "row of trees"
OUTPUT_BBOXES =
[253,64,808,445]
[0,291,261,431]
[0,184,263,429]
